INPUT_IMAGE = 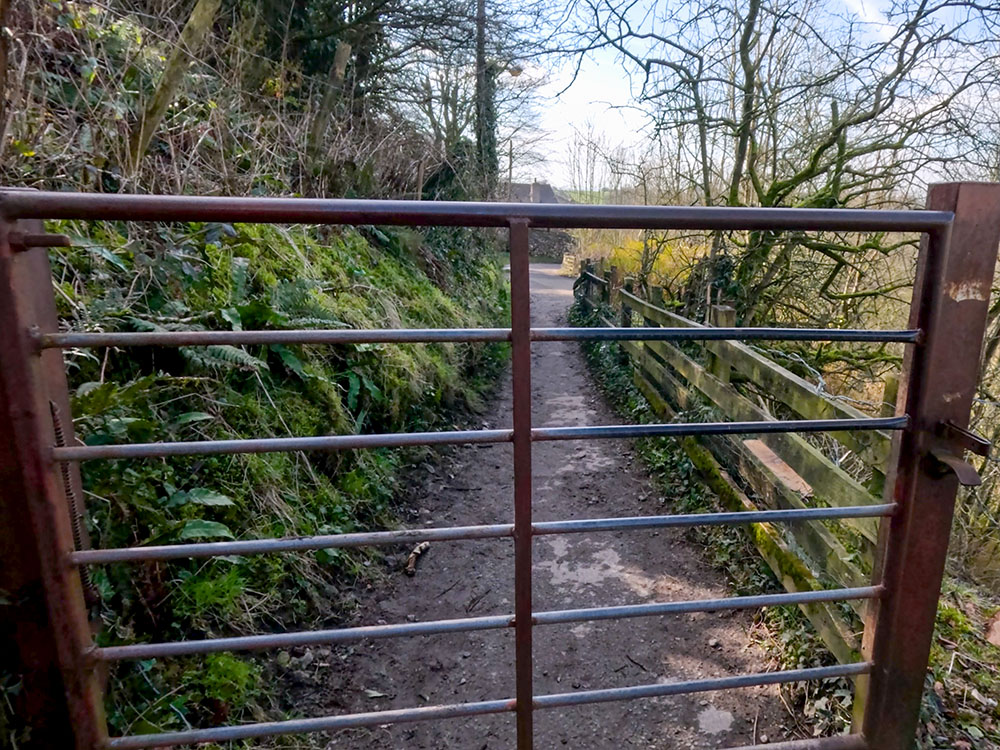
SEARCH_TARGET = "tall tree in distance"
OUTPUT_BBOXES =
[475,0,498,197]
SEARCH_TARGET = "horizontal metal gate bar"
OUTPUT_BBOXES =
[530,417,905,442]
[53,428,513,460]
[69,503,897,564]
[104,662,871,749]
[0,190,953,230]
[96,612,513,660]
[532,662,871,709]
[531,327,920,343]
[532,504,897,533]
[71,523,514,563]
[91,587,882,661]
[531,586,882,626]
[53,417,906,461]
[41,328,512,347]
[106,697,517,749]
[37,326,920,348]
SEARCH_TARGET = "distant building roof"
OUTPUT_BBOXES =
[505,180,574,204]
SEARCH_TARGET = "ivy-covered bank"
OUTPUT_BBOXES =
[39,220,508,739]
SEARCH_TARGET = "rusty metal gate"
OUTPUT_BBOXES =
[2,183,999,750]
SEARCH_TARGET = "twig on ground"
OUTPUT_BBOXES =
[405,541,430,576]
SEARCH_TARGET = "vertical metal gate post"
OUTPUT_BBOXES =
[0,214,108,749]
[862,182,1000,748]
[508,219,534,748]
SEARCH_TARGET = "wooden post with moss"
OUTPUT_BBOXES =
[646,286,664,326]
[867,373,900,496]
[881,374,899,417]
[128,0,223,169]
[621,277,634,328]
[708,305,735,383]
[609,265,622,308]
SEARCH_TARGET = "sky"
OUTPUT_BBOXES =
[518,46,648,190]
[522,0,897,191]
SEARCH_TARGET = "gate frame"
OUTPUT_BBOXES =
[0,183,998,749]
[0,213,107,749]
[861,182,1000,746]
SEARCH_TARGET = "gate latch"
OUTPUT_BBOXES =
[928,421,991,486]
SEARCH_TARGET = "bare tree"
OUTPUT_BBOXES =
[564,0,1000,323]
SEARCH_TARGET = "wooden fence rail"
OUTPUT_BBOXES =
[575,262,893,663]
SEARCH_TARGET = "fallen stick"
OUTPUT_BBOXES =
[405,541,430,576]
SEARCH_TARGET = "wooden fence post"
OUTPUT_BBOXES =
[867,374,900,497]
[708,304,736,383]
[881,374,899,417]
[649,285,664,308]
[593,259,605,304]
[608,265,622,308]
[621,277,634,328]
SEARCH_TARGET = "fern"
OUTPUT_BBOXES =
[127,317,267,372]
[231,257,250,305]
[181,345,269,373]
[284,316,349,329]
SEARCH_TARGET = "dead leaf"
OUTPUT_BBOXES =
[971,688,997,708]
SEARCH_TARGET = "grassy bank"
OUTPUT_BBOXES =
[0,2,522,745]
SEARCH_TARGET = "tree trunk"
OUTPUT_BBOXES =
[726,0,760,207]
[306,40,352,171]
[128,0,222,170]
[0,0,10,139]
[474,0,497,197]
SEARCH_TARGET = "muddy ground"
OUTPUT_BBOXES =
[288,265,791,749]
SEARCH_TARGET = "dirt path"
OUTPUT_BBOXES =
[307,265,786,749]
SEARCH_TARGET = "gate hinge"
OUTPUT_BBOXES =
[928,421,991,486]
[8,232,71,252]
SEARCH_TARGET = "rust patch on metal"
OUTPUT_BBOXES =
[947,279,989,302]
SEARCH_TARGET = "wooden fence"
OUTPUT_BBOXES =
[575,260,896,664]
